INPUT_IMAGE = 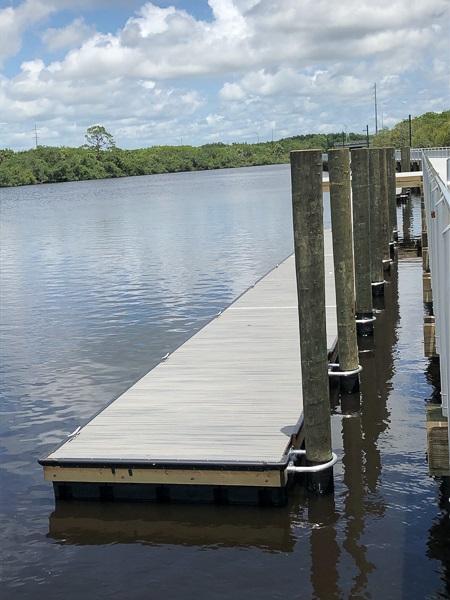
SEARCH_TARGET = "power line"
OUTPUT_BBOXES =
[373,83,378,135]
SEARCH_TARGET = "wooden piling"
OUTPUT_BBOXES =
[368,149,384,295]
[386,147,398,245]
[328,149,360,393]
[400,146,411,172]
[351,148,374,336]
[290,149,333,493]
[378,148,391,271]
[400,146,412,203]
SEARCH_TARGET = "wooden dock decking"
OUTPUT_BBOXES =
[40,230,337,504]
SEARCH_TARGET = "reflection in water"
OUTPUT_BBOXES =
[425,344,450,599]
[425,357,442,404]
[41,252,450,600]
[307,256,399,599]
[398,193,421,246]
[308,495,342,600]
[402,198,412,243]
[1,173,449,599]
[341,407,375,597]
[48,502,295,552]
[427,477,450,598]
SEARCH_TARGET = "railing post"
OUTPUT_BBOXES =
[351,148,375,336]
[328,148,360,393]
[290,149,334,494]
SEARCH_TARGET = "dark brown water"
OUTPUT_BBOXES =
[1,171,448,599]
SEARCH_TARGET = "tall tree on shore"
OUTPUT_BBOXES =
[85,125,116,157]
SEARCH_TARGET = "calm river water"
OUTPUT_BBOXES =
[1,165,449,599]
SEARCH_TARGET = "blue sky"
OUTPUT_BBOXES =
[1,0,449,150]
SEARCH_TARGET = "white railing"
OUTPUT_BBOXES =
[422,153,450,434]
[421,148,450,159]
[395,147,450,162]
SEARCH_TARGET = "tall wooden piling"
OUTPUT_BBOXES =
[290,149,333,493]
[401,146,411,172]
[368,148,384,295]
[400,146,412,212]
[351,148,374,336]
[378,148,391,271]
[328,149,360,393]
[386,147,398,244]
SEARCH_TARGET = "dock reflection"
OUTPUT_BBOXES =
[47,501,296,551]
[45,253,448,600]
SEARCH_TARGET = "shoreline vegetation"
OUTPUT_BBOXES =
[1,110,448,188]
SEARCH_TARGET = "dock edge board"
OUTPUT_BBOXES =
[38,426,306,504]
[42,464,288,488]
[39,431,299,489]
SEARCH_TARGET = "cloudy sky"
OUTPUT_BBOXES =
[1,0,449,150]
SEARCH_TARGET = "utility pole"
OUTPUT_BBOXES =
[374,83,378,135]
[33,124,39,148]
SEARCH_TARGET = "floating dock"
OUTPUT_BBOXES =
[40,230,337,505]
[322,170,422,193]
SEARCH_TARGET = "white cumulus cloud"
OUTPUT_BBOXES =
[0,0,448,149]
[41,17,97,51]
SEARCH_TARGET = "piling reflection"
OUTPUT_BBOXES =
[399,193,422,246]
[43,241,450,600]
[308,495,341,600]
[341,407,376,598]
[427,477,450,598]
[402,198,412,244]
[324,255,399,599]
[425,357,442,404]
[289,283,399,599]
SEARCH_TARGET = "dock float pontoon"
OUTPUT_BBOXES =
[39,231,337,505]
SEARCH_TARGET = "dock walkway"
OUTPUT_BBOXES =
[40,230,337,503]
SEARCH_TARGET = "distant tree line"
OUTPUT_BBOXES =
[371,110,450,149]
[0,111,448,188]
[0,129,345,188]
